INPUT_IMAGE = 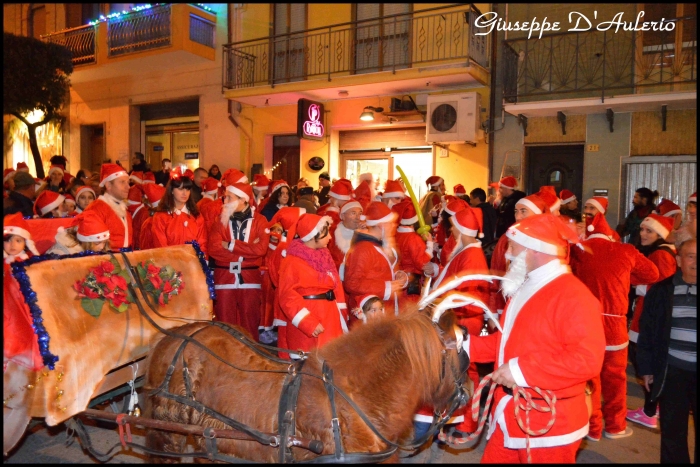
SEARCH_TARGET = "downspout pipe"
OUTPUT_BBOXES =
[227,4,251,173]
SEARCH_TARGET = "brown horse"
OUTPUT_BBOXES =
[143,308,469,463]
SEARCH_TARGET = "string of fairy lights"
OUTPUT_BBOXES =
[86,3,215,26]
[264,158,286,176]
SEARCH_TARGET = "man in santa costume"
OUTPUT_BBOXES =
[466,214,606,463]
[316,178,353,229]
[343,201,407,318]
[438,197,470,266]
[419,175,445,229]
[327,200,363,271]
[394,199,433,306]
[570,212,659,440]
[353,179,373,211]
[559,189,579,218]
[381,179,406,211]
[583,196,621,241]
[196,177,222,231]
[137,183,166,250]
[277,213,348,357]
[208,181,269,341]
[84,163,132,250]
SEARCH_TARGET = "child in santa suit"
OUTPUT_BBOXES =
[46,210,111,255]
[349,294,385,329]
[208,182,268,341]
[137,183,166,250]
[570,213,659,440]
[277,214,348,355]
[3,213,43,371]
[393,198,434,307]
[33,190,67,219]
[626,214,677,428]
[151,167,208,257]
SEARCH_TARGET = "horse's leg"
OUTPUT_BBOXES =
[144,396,188,464]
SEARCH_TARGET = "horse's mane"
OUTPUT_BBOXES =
[319,309,444,402]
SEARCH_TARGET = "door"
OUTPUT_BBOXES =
[391,152,432,201]
[526,145,584,201]
[343,157,389,189]
[272,135,300,186]
[80,124,105,174]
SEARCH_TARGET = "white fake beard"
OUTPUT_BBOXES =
[501,250,528,299]
[219,200,239,226]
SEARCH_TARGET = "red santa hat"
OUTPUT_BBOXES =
[537,186,561,213]
[297,213,333,242]
[425,175,444,188]
[382,179,405,199]
[559,189,576,204]
[34,190,65,216]
[489,176,518,190]
[585,196,608,214]
[222,168,248,185]
[358,294,380,310]
[451,206,481,237]
[143,183,166,208]
[129,171,144,184]
[170,166,194,182]
[4,168,16,184]
[72,210,111,243]
[63,172,75,185]
[16,162,30,173]
[63,194,76,207]
[127,184,143,206]
[202,177,221,195]
[515,193,548,215]
[506,213,583,257]
[655,199,682,217]
[689,192,697,203]
[226,182,253,204]
[453,184,466,195]
[268,179,289,196]
[329,180,354,201]
[47,165,64,178]
[99,163,128,187]
[252,174,270,191]
[585,212,616,240]
[3,212,39,255]
[444,197,469,216]
[142,172,156,184]
[354,181,372,210]
[340,200,362,216]
[266,206,306,241]
[640,213,674,240]
[360,201,397,226]
[75,185,96,201]
[396,199,419,225]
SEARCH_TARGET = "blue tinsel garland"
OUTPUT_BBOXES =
[9,247,132,370]
[186,240,216,300]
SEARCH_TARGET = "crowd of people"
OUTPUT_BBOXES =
[3,154,697,463]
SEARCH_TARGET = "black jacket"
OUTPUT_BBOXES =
[495,190,526,238]
[3,191,35,218]
[315,186,330,207]
[636,273,679,403]
[477,201,498,245]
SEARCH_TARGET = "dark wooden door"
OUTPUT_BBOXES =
[272,135,300,186]
[526,145,584,200]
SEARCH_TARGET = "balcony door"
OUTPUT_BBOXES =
[354,4,411,74]
[272,4,307,84]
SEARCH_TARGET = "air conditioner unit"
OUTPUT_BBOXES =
[426,92,482,144]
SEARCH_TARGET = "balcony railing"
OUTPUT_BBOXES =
[41,4,215,66]
[503,15,697,103]
[43,24,97,65]
[223,4,488,90]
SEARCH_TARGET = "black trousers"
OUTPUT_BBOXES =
[659,365,696,464]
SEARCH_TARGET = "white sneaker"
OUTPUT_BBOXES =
[585,434,600,442]
[603,427,633,439]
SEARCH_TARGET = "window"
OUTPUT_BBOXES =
[354,4,411,73]
[272,4,307,83]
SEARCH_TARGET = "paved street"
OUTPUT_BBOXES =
[4,361,695,464]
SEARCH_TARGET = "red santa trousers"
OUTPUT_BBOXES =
[452,315,483,433]
[214,283,262,342]
[588,347,628,438]
[482,424,581,463]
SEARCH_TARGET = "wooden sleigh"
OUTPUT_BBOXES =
[3,243,214,456]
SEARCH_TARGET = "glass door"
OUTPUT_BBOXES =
[343,157,389,191]
[390,152,433,201]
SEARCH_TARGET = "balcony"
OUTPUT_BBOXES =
[222,4,489,105]
[503,15,697,104]
[42,4,216,81]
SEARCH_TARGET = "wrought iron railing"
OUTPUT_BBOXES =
[42,24,96,65]
[189,14,215,48]
[503,15,697,103]
[223,4,488,90]
[108,3,172,57]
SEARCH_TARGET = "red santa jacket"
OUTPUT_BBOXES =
[131,205,149,250]
[151,209,208,257]
[470,261,606,448]
[208,210,269,289]
[278,242,348,354]
[343,233,398,314]
[139,216,155,250]
[84,195,133,250]
[198,197,223,233]
[439,235,457,266]
[570,237,659,349]
[395,226,432,275]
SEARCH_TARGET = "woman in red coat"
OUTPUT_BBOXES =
[277,214,348,357]
[150,167,208,256]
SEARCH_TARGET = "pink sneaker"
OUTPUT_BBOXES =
[626,407,657,429]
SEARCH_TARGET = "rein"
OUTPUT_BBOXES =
[439,373,557,464]
[81,251,465,463]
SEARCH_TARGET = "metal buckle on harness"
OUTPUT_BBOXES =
[229,261,242,274]
[330,417,340,430]
[269,436,280,447]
